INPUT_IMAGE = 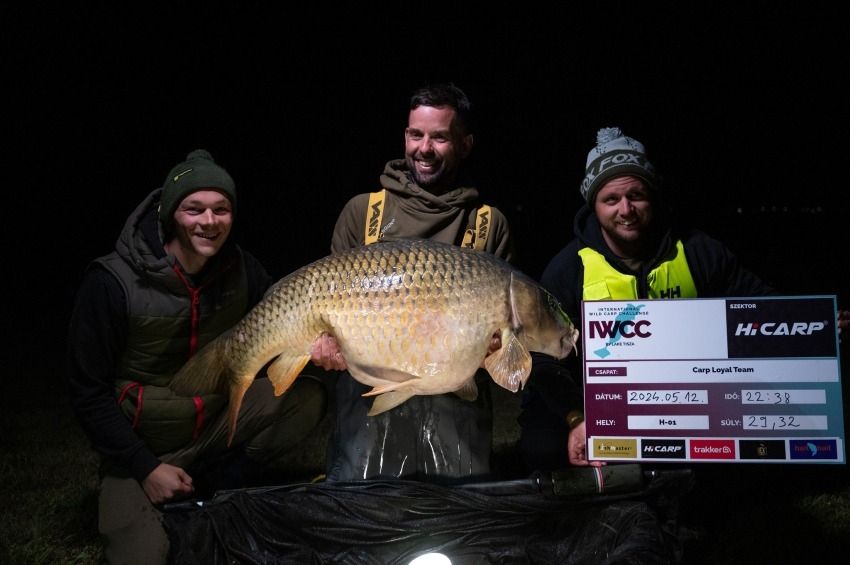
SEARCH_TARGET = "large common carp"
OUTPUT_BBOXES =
[170,238,578,444]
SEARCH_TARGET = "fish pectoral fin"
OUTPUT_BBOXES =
[361,380,418,397]
[483,329,531,393]
[367,390,417,416]
[351,364,418,384]
[452,378,479,401]
[266,353,311,396]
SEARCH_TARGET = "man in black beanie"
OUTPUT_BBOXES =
[518,127,781,472]
[66,150,326,564]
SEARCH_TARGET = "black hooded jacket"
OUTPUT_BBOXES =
[521,203,776,426]
[66,189,271,481]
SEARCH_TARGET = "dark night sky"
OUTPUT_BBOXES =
[5,4,847,376]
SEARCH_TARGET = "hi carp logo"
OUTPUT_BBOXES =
[641,439,686,459]
[734,321,825,337]
[726,297,837,359]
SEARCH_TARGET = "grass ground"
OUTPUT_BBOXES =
[0,378,104,564]
[2,374,848,564]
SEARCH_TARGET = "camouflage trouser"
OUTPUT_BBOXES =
[98,376,326,565]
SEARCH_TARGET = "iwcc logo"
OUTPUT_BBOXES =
[589,303,649,359]
[589,319,652,339]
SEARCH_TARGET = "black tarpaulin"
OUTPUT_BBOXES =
[165,467,691,564]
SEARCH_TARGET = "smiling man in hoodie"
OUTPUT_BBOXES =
[317,83,514,482]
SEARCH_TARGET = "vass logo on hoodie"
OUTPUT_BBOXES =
[368,198,383,239]
[477,208,489,243]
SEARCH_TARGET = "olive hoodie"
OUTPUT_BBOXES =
[331,159,512,261]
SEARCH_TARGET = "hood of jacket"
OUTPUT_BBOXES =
[113,188,238,293]
[380,159,480,211]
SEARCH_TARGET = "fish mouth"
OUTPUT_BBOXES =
[560,328,580,358]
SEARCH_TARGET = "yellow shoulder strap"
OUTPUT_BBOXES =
[364,189,386,245]
[461,204,492,250]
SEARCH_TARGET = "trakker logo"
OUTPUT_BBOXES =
[589,319,652,339]
[734,321,826,336]
[690,439,736,460]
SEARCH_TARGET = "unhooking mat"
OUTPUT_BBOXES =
[164,465,692,564]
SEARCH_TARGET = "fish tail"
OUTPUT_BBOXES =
[225,377,253,447]
[170,335,258,447]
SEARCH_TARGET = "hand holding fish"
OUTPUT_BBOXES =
[311,332,348,371]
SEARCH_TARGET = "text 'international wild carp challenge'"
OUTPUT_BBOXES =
[170,239,578,444]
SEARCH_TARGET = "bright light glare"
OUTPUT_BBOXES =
[409,552,452,565]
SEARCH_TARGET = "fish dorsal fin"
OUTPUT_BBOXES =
[266,353,311,396]
[484,328,532,393]
[452,378,479,401]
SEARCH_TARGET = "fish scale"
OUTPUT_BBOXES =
[170,238,578,445]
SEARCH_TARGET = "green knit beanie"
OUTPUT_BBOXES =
[159,149,236,228]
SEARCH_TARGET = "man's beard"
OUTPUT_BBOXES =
[406,155,451,191]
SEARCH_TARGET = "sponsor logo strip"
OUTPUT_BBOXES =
[690,439,736,460]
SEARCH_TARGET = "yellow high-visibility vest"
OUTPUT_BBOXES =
[579,240,697,300]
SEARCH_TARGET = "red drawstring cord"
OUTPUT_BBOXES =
[116,381,144,430]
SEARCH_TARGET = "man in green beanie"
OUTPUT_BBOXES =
[66,149,327,564]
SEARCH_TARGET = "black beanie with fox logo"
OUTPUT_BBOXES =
[159,149,237,229]
[579,127,657,204]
